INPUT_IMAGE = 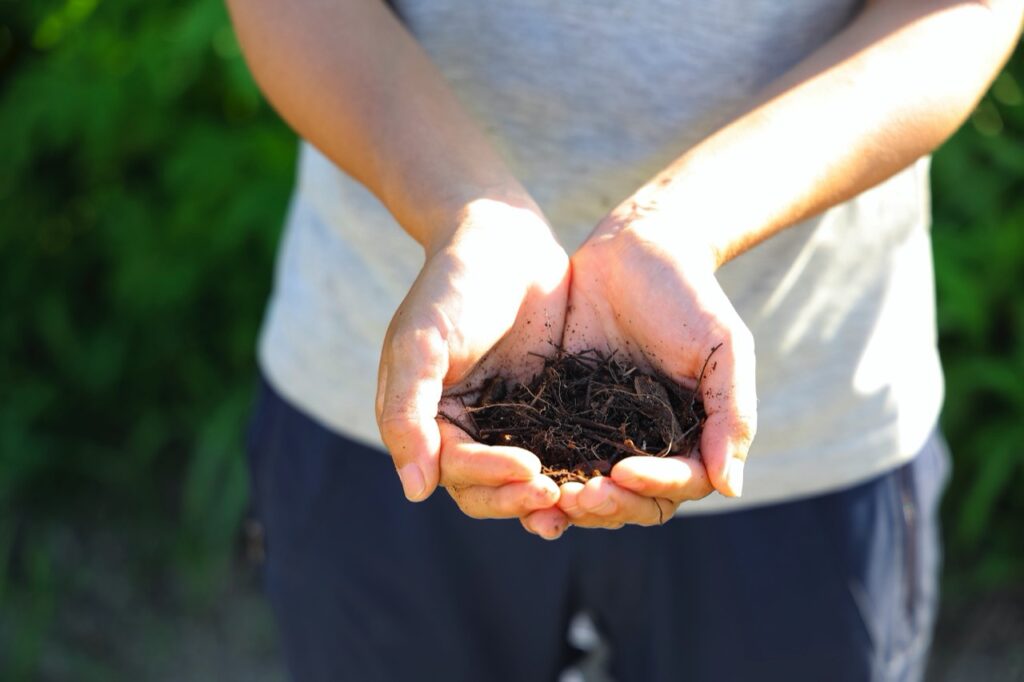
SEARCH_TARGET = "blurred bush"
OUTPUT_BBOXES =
[0,1,292,676]
[932,50,1024,588]
[0,0,1021,678]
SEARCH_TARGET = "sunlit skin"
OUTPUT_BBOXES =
[375,200,571,520]
[228,0,1023,539]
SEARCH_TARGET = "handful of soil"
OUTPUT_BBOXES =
[450,348,713,484]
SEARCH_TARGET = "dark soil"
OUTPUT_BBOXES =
[449,348,716,484]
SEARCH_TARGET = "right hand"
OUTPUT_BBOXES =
[376,198,571,537]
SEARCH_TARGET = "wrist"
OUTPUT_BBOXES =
[420,191,548,256]
[594,183,722,273]
[430,197,567,283]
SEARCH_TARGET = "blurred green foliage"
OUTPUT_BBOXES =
[0,0,1021,678]
[0,0,291,677]
[932,58,1024,587]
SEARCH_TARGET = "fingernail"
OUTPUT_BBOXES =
[397,463,426,501]
[725,458,745,497]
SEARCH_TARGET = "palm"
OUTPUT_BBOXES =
[564,233,722,397]
[436,254,570,439]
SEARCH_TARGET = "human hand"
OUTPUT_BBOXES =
[376,199,570,534]
[522,199,757,535]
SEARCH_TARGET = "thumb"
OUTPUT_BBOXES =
[698,327,757,498]
[376,326,449,502]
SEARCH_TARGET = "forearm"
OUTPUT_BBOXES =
[227,0,534,251]
[625,0,1024,267]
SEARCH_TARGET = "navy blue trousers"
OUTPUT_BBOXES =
[246,376,948,682]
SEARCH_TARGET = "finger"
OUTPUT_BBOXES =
[610,455,714,502]
[571,477,677,528]
[438,420,541,487]
[555,481,586,517]
[448,476,559,519]
[520,508,570,540]
[697,322,757,498]
[702,411,756,498]
[377,325,449,502]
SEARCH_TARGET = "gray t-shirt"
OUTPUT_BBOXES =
[258,0,943,511]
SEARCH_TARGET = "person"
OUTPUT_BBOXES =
[227,1,1023,680]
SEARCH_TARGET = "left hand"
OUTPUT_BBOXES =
[522,198,758,535]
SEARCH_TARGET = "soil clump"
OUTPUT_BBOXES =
[451,348,713,484]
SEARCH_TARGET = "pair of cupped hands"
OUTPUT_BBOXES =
[375,192,757,540]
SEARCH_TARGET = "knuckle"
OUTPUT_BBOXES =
[378,413,419,451]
